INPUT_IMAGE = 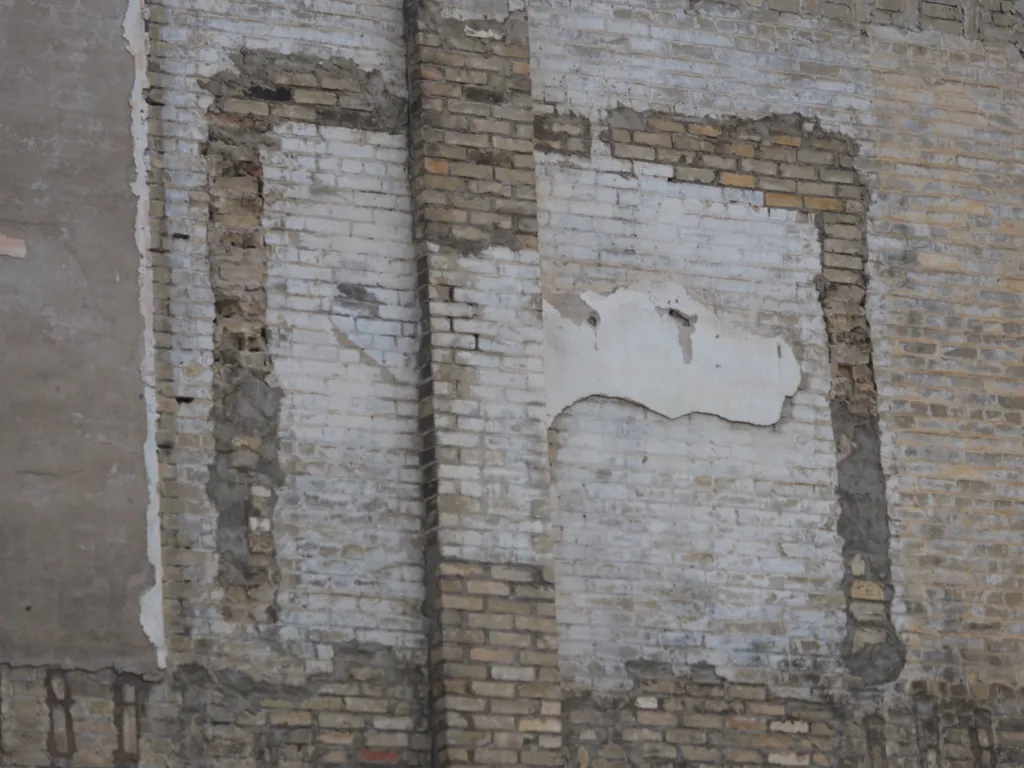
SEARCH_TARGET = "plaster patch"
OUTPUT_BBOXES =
[544,282,801,426]
[124,0,166,668]
[0,232,27,259]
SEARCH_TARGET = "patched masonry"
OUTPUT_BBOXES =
[543,282,801,427]
[200,50,406,624]
[599,109,904,685]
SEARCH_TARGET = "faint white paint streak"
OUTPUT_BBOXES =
[441,0,525,22]
[125,0,166,669]
[0,232,27,259]
[544,282,802,427]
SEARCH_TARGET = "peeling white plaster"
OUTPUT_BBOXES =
[0,232,27,259]
[125,0,166,669]
[464,25,504,40]
[544,282,802,427]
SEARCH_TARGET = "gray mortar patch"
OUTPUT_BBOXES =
[534,109,592,157]
[201,52,407,625]
[202,49,407,135]
[599,109,905,686]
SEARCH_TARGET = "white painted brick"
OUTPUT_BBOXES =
[539,157,843,685]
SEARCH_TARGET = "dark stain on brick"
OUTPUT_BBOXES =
[45,669,75,762]
[534,109,592,157]
[864,713,888,767]
[914,694,943,766]
[463,85,507,105]
[599,108,905,686]
[246,84,292,102]
[113,674,145,766]
[170,644,427,767]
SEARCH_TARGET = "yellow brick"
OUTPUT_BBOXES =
[850,580,886,601]
[688,123,722,137]
[424,158,449,174]
[720,172,757,188]
[771,134,802,146]
[269,711,313,727]
[805,196,844,211]
[764,192,805,209]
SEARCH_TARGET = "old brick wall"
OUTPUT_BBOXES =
[3,0,1024,765]
[533,0,1024,764]
[144,0,429,762]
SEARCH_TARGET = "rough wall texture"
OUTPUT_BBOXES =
[0,0,157,670]
[3,0,1024,764]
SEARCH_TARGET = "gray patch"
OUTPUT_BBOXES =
[334,283,381,316]
[657,306,697,364]
[534,110,592,157]
[331,327,397,384]
[546,292,600,329]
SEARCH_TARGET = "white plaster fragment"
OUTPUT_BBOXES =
[464,25,504,40]
[125,0,166,669]
[0,232,27,259]
[544,282,802,427]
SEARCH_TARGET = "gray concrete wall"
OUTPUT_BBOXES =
[0,0,156,671]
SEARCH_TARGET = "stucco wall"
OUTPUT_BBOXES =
[0,0,158,672]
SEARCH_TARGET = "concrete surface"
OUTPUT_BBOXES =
[0,0,156,670]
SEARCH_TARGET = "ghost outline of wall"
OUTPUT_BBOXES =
[543,281,802,427]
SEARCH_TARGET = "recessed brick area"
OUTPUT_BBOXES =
[199,49,407,626]
[599,108,904,687]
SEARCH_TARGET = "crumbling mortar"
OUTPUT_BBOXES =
[533,108,592,158]
[199,50,407,627]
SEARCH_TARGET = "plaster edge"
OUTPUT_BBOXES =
[124,0,166,669]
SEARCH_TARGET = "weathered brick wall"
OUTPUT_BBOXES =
[144,0,429,760]
[533,0,1024,764]
[541,165,844,684]
[3,0,1023,765]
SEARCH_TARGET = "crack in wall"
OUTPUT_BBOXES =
[599,108,905,686]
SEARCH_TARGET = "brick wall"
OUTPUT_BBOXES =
[532,0,1024,763]
[3,0,1024,765]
